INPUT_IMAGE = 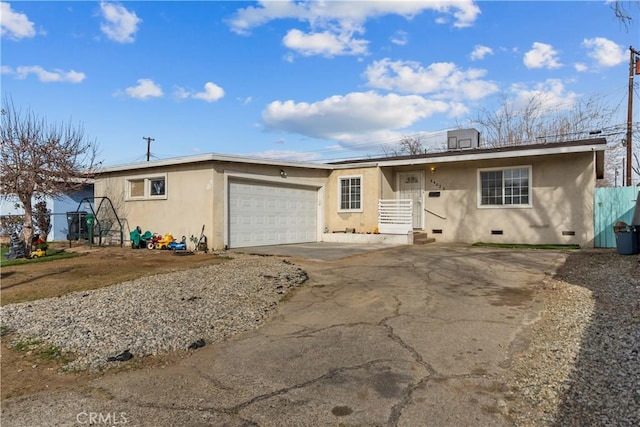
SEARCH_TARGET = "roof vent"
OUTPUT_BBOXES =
[447,128,480,151]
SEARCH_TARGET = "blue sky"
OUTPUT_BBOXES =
[1,1,638,166]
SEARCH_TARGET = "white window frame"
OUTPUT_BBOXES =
[338,175,363,212]
[477,166,532,209]
[125,173,168,201]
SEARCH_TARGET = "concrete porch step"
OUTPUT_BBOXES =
[413,232,436,245]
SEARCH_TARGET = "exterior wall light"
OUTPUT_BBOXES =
[280,169,287,178]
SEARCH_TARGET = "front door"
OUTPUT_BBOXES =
[398,171,424,229]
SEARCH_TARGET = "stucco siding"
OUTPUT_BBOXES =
[95,161,330,250]
[95,163,216,248]
[93,140,602,249]
[420,152,596,246]
[325,167,380,233]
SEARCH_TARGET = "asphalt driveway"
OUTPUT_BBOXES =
[2,243,567,426]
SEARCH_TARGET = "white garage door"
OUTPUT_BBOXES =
[228,179,318,248]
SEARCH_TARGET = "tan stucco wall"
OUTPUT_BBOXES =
[95,161,330,250]
[94,150,598,249]
[419,152,596,246]
[324,167,381,233]
[94,163,216,247]
[380,168,395,199]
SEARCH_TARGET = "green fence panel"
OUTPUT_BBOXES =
[594,187,638,248]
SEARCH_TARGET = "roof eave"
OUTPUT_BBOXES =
[375,142,606,168]
[94,153,335,174]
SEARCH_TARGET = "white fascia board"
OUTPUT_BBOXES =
[93,143,605,174]
[376,143,606,167]
[329,161,381,169]
[94,153,335,174]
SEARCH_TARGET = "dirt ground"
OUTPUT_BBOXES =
[1,244,228,400]
[1,244,227,305]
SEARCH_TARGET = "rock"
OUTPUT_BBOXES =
[107,349,133,362]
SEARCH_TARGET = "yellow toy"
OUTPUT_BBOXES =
[154,233,174,250]
[30,248,46,259]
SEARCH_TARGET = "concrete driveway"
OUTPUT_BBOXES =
[2,243,566,426]
[230,241,403,260]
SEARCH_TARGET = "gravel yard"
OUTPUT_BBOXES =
[1,253,308,371]
[505,250,640,426]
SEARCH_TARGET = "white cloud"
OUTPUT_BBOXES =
[100,1,141,43]
[364,59,498,101]
[2,65,85,83]
[0,2,36,40]
[574,62,588,72]
[470,45,493,61]
[229,1,480,57]
[262,91,450,141]
[228,1,300,35]
[390,30,408,46]
[173,86,190,101]
[582,37,625,67]
[510,79,579,112]
[125,79,163,99]
[174,82,225,103]
[523,42,562,69]
[193,82,225,102]
[283,28,368,57]
[231,1,479,33]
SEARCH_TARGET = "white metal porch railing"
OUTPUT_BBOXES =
[378,199,413,234]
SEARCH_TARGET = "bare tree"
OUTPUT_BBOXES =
[382,134,426,157]
[0,98,100,254]
[612,1,639,30]
[470,93,615,147]
[399,135,425,155]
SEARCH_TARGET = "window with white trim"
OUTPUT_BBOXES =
[478,166,531,207]
[339,176,362,211]
[126,174,167,200]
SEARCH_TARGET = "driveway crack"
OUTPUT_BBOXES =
[379,313,438,426]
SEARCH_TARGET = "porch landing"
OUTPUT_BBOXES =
[321,232,435,245]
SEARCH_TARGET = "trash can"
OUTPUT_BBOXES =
[66,211,89,240]
[613,224,640,255]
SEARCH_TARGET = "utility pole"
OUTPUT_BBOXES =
[625,46,639,186]
[143,136,155,162]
